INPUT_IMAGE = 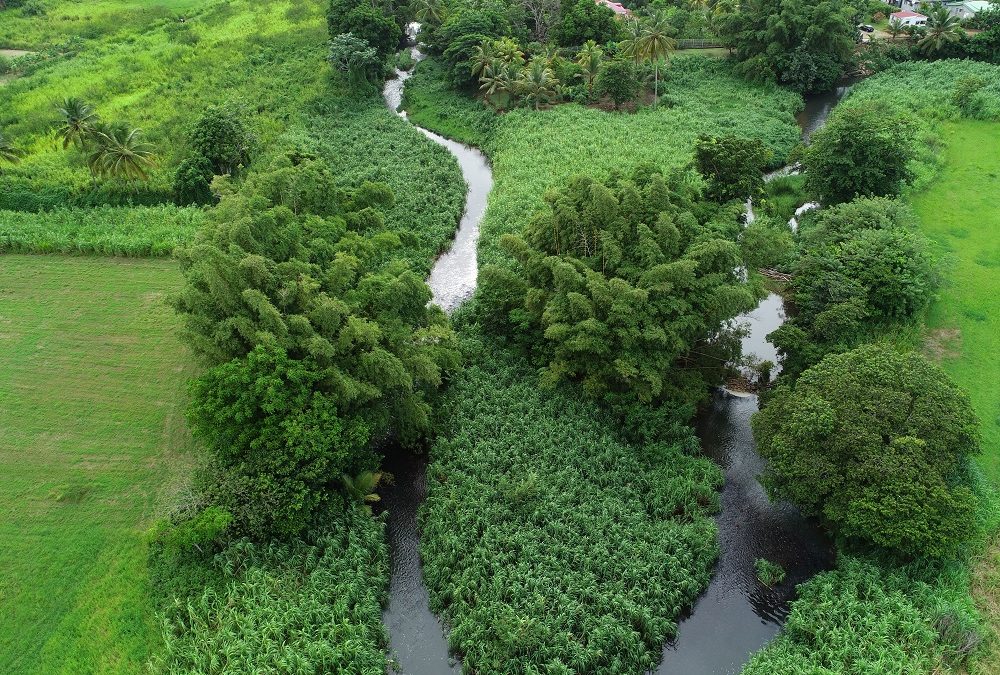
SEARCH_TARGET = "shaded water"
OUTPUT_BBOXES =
[797,81,857,143]
[656,296,834,674]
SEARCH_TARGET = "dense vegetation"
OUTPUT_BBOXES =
[421,325,722,674]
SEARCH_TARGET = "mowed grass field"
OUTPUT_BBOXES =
[0,256,194,674]
[908,121,1000,675]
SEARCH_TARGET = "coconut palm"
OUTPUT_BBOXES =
[54,97,100,150]
[575,40,604,100]
[0,131,21,164]
[413,0,446,26]
[634,15,677,105]
[86,122,157,181]
[493,37,525,66]
[469,41,497,80]
[516,59,559,110]
[479,59,517,110]
[887,17,904,40]
[619,19,644,64]
[918,5,964,56]
[342,471,384,513]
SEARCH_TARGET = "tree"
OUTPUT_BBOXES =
[413,0,447,26]
[693,134,772,202]
[188,342,373,538]
[919,5,965,56]
[522,0,561,42]
[752,344,981,558]
[478,166,758,408]
[0,131,21,164]
[596,58,640,109]
[574,39,604,100]
[516,58,560,109]
[631,14,677,105]
[887,17,904,40]
[803,102,917,205]
[716,0,855,92]
[479,59,519,109]
[189,104,256,176]
[173,154,215,205]
[54,97,99,149]
[469,40,497,80]
[553,0,620,47]
[86,123,157,182]
[329,2,401,60]
[328,32,382,85]
[430,6,510,86]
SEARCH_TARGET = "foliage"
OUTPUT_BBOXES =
[327,0,402,60]
[479,165,759,408]
[744,557,983,673]
[596,57,641,108]
[717,0,857,92]
[426,5,512,86]
[694,134,772,202]
[188,103,256,176]
[554,0,621,47]
[85,121,158,181]
[187,342,374,538]
[740,215,795,270]
[755,558,786,586]
[155,511,389,675]
[0,204,202,256]
[919,5,965,57]
[753,344,981,558]
[421,326,723,674]
[329,33,383,85]
[803,102,918,204]
[172,154,215,206]
[402,57,498,146]
[0,130,22,164]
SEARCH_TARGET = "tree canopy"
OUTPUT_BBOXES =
[478,165,759,409]
[753,344,981,558]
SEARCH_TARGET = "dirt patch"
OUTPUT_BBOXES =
[0,49,33,59]
[923,327,962,361]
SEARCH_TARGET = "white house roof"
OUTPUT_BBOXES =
[957,1,991,10]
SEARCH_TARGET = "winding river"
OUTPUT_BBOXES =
[379,50,852,673]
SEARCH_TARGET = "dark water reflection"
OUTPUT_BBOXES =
[797,81,857,144]
[376,450,460,674]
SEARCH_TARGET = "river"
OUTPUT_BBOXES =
[379,50,851,673]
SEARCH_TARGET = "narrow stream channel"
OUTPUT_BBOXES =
[380,50,854,673]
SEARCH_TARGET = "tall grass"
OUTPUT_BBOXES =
[0,205,203,256]
[420,324,723,674]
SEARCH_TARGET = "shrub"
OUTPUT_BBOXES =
[421,327,722,674]
[755,558,786,586]
[596,58,640,109]
[694,134,773,202]
[752,344,981,558]
[172,154,215,205]
[189,104,256,176]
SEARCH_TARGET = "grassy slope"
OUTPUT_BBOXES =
[0,256,195,674]
[907,120,1000,674]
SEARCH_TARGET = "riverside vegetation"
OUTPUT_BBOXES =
[2,0,1000,672]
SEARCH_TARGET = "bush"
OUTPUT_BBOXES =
[694,134,773,202]
[189,104,256,176]
[155,510,389,674]
[172,154,215,205]
[752,344,981,558]
[755,558,786,586]
[596,58,640,109]
[0,205,202,256]
[421,327,722,674]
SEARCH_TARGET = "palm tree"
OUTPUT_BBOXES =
[0,131,21,165]
[619,19,644,64]
[516,59,559,110]
[575,40,604,100]
[86,123,157,182]
[887,17,904,40]
[479,59,517,110]
[469,41,496,80]
[493,37,525,66]
[413,0,445,26]
[918,6,964,56]
[54,97,99,150]
[342,471,384,513]
[634,15,677,106]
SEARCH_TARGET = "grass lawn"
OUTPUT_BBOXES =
[908,120,1000,675]
[0,255,195,674]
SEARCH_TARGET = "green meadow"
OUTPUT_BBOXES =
[0,256,194,674]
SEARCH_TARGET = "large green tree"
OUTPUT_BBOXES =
[716,0,855,93]
[752,344,981,558]
[803,102,917,205]
[479,166,759,408]
[693,134,772,202]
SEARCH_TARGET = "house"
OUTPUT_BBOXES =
[595,0,633,18]
[948,0,992,19]
[890,10,928,25]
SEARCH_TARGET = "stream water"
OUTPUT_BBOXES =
[380,52,851,673]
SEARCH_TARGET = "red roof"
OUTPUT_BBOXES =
[595,0,632,16]
[891,10,926,18]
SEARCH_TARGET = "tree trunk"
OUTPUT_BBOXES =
[654,64,659,106]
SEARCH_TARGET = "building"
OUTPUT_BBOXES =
[949,0,992,18]
[595,0,633,18]
[890,9,929,25]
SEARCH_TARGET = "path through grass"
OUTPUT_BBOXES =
[0,255,194,674]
